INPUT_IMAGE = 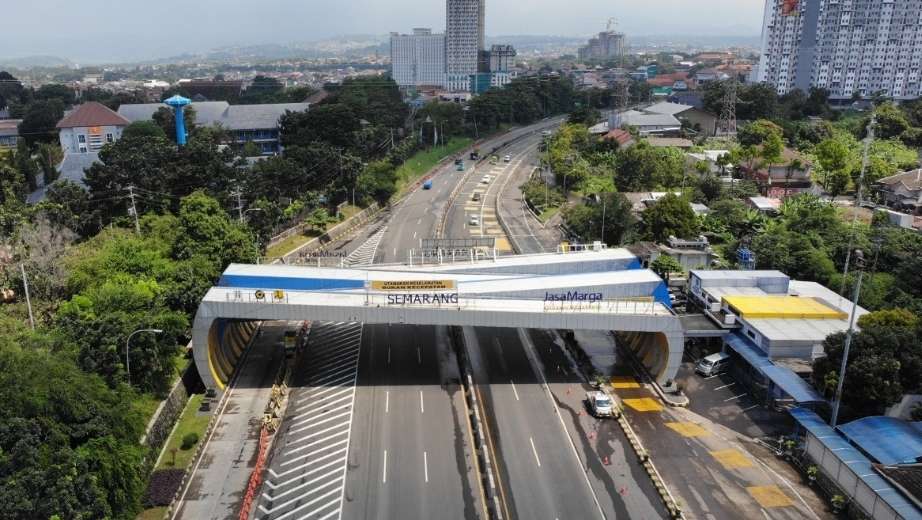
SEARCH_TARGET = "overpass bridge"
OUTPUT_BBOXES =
[192,248,685,393]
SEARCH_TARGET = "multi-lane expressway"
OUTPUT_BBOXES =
[255,118,667,520]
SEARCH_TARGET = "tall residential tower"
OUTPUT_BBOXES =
[446,0,486,92]
[756,0,922,101]
[390,28,447,88]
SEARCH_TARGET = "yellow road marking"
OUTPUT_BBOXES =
[622,398,663,412]
[611,376,641,389]
[747,486,793,508]
[665,422,710,437]
[709,449,754,469]
[495,237,512,252]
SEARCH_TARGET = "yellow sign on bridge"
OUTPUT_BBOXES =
[371,280,457,291]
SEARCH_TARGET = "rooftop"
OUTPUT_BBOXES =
[644,101,693,116]
[877,169,922,191]
[118,101,310,131]
[839,416,922,465]
[723,295,847,320]
[56,102,130,129]
[0,119,21,137]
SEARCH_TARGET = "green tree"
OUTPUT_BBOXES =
[356,160,398,204]
[280,103,359,149]
[651,254,684,279]
[171,191,258,268]
[641,193,699,242]
[122,120,167,140]
[562,192,636,245]
[18,98,66,145]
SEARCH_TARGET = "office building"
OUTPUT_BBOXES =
[757,0,922,100]
[118,101,310,155]
[56,102,130,154]
[390,28,447,88]
[446,0,485,92]
[578,31,626,63]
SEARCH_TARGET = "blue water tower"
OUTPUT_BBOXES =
[163,95,192,146]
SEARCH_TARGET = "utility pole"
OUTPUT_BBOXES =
[232,186,245,223]
[839,115,876,296]
[127,185,140,235]
[830,250,867,428]
[20,264,34,331]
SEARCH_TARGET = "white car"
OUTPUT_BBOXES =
[503,154,512,163]
[469,215,480,226]
[480,176,491,184]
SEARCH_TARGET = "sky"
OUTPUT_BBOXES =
[3,0,765,64]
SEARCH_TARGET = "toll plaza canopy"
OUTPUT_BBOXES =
[193,249,683,393]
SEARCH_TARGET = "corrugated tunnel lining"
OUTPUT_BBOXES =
[208,319,260,389]
[618,331,670,381]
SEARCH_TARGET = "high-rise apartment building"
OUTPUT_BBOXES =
[446,0,485,92]
[757,0,922,101]
[578,31,626,63]
[390,28,446,87]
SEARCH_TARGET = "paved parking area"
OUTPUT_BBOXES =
[676,353,793,439]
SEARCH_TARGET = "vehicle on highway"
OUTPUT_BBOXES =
[456,162,465,171]
[490,155,499,164]
[470,149,480,160]
[472,192,481,201]
[469,215,479,226]
[695,352,731,377]
[586,390,619,418]
[423,180,433,190]
[454,157,463,165]
[503,154,511,163]
[480,175,491,184]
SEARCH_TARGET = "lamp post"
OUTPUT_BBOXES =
[126,328,163,387]
[830,249,866,428]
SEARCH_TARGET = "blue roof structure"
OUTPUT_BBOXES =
[725,333,825,404]
[839,417,922,465]
[791,408,922,520]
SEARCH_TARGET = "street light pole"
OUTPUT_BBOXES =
[126,328,164,387]
[830,250,866,428]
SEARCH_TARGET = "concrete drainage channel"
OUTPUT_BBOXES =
[449,326,506,520]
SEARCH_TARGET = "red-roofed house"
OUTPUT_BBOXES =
[602,128,635,149]
[56,102,130,154]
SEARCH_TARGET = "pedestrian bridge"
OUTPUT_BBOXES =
[193,249,685,393]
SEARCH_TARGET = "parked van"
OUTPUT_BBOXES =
[695,352,731,377]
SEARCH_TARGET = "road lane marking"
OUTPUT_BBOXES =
[529,437,541,467]
[385,390,389,413]
[714,382,736,390]
[413,231,417,239]
[725,393,748,402]
[665,422,710,438]
[740,404,760,412]
[423,451,429,483]
[747,486,794,508]
[417,346,421,364]
[611,375,641,389]
[419,390,425,414]
[382,450,388,483]
[510,380,520,401]
[387,346,391,364]
[710,448,754,470]
[622,397,663,412]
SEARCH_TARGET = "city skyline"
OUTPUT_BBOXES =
[2,0,764,64]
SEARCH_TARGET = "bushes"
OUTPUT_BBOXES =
[180,432,199,450]
[142,469,185,507]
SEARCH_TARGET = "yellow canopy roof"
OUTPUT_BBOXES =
[723,296,847,320]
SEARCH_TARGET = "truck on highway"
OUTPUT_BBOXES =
[586,390,619,418]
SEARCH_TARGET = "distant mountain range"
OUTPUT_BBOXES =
[0,55,74,69]
[0,33,760,70]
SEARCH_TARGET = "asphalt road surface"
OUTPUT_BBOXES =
[341,323,480,520]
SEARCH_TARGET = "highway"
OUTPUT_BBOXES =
[341,323,478,520]
[257,121,566,520]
